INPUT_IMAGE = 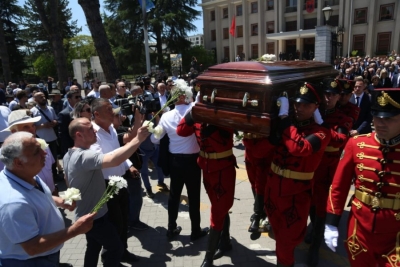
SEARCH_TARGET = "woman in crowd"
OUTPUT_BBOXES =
[71,99,92,120]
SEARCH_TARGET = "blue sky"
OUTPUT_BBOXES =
[17,0,203,36]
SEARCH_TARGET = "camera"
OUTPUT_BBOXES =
[114,90,161,116]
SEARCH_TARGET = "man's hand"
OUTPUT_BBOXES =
[349,130,358,137]
[70,213,97,236]
[136,125,150,142]
[129,165,140,179]
[53,196,76,211]
[324,224,338,252]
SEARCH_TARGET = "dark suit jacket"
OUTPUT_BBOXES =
[350,93,372,134]
[380,77,392,88]
[57,107,74,157]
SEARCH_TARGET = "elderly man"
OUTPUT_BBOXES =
[99,84,118,108]
[325,88,400,266]
[0,132,95,267]
[89,98,143,262]
[64,117,149,267]
[31,92,59,181]
[116,82,128,99]
[58,90,82,157]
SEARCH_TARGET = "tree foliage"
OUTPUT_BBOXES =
[182,46,215,72]
[64,35,97,73]
[104,0,201,72]
[0,0,26,83]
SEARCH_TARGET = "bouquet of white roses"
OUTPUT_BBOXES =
[144,79,193,137]
[59,188,82,205]
[91,176,128,213]
[37,138,49,150]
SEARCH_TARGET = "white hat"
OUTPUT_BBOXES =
[37,83,44,88]
[13,88,22,95]
[1,110,41,132]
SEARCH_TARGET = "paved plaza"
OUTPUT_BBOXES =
[59,142,352,267]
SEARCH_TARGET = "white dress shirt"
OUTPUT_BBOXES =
[90,122,131,179]
[151,104,199,154]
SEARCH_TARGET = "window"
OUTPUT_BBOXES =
[251,23,258,36]
[266,21,274,34]
[211,30,216,41]
[354,8,367,24]
[237,45,244,56]
[237,25,243,37]
[286,21,297,31]
[304,18,317,30]
[286,0,297,13]
[211,10,215,21]
[353,34,365,53]
[377,32,391,54]
[379,4,394,21]
[251,44,259,59]
[237,5,243,16]
[224,46,230,61]
[251,2,258,13]
[223,8,228,19]
[223,28,229,39]
[267,0,274,10]
[266,42,275,54]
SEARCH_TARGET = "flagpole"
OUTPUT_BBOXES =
[142,0,151,74]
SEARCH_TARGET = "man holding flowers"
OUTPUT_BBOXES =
[63,117,149,267]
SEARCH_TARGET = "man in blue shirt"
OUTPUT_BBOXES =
[0,132,95,267]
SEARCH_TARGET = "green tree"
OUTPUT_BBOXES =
[21,0,79,85]
[33,53,57,78]
[182,46,215,72]
[104,0,201,72]
[0,0,26,83]
[64,35,97,74]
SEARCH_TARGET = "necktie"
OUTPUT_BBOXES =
[355,96,360,106]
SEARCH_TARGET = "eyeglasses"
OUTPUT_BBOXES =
[82,108,91,113]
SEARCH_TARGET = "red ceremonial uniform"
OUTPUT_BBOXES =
[337,101,360,124]
[326,132,400,267]
[243,135,272,195]
[177,112,236,231]
[312,108,353,217]
[264,117,331,266]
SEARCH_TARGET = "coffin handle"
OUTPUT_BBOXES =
[243,92,249,107]
[211,89,217,103]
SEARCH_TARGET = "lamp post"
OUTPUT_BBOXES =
[322,6,337,64]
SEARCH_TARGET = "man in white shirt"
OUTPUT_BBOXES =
[151,79,209,241]
[89,98,140,264]
[87,78,101,98]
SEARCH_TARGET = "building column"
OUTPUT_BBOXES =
[229,0,235,62]
[317,0,324,26]
[296,38,302,59]
[258,0,265,57]
[315,25,332,63]
[203,8,210,50]
[242,0,249,60]
[278,0,284,32]
[278,40,284,56]
[393,1,400,54]
[342,0,351,57]
[298,0,304,30]
[365,0,376,56]
[215,6,222,63]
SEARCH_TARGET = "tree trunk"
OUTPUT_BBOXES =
[33,0,68,88]
[0,20,12,84]
[154,25,164,70]
[78,0,120,82]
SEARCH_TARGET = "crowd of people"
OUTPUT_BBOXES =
[0,54,400,267]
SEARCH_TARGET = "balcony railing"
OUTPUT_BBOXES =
[285,6,297,13]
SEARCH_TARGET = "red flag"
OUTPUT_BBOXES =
[306,0,315,13]
[229,16,236,37]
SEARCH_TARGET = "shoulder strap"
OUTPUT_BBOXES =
[37,107,52,122]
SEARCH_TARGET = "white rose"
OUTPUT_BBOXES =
[59,187,81,205]
[153,125,164,139]
[36,138,49,151]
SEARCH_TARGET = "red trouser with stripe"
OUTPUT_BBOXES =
[203,165,236,231]
[245,153,268,195]
[264,184,311,266]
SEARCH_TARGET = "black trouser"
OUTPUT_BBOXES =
[105,180,129,250]
[47,140,59,177]
[168,153,201,232]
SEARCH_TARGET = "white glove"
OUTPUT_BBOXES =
[313,109,323,125]
[195,93,201,103]
[277,97,289,116]
[324,224,338,252]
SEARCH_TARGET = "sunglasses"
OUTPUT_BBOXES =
[82,108,91,113]
[74,95,82,99]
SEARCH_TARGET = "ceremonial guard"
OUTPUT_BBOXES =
[336,79,360,124]
[177,105,236,267]
[307,79,353,267]
[264,82,331,267]
[243,135,272,237]
[325,88,400,267]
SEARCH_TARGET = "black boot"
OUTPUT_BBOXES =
[250,187,256,222]
[305,205,316,244]
[248,194,265,232]
[307,216,326,267]
[214,214,232,260]
[200,228,221,267]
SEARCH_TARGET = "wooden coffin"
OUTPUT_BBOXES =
[192,61,339,136]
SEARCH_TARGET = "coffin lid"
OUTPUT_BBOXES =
[197,61,338,85]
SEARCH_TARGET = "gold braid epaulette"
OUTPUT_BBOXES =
[378,91,400,108]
